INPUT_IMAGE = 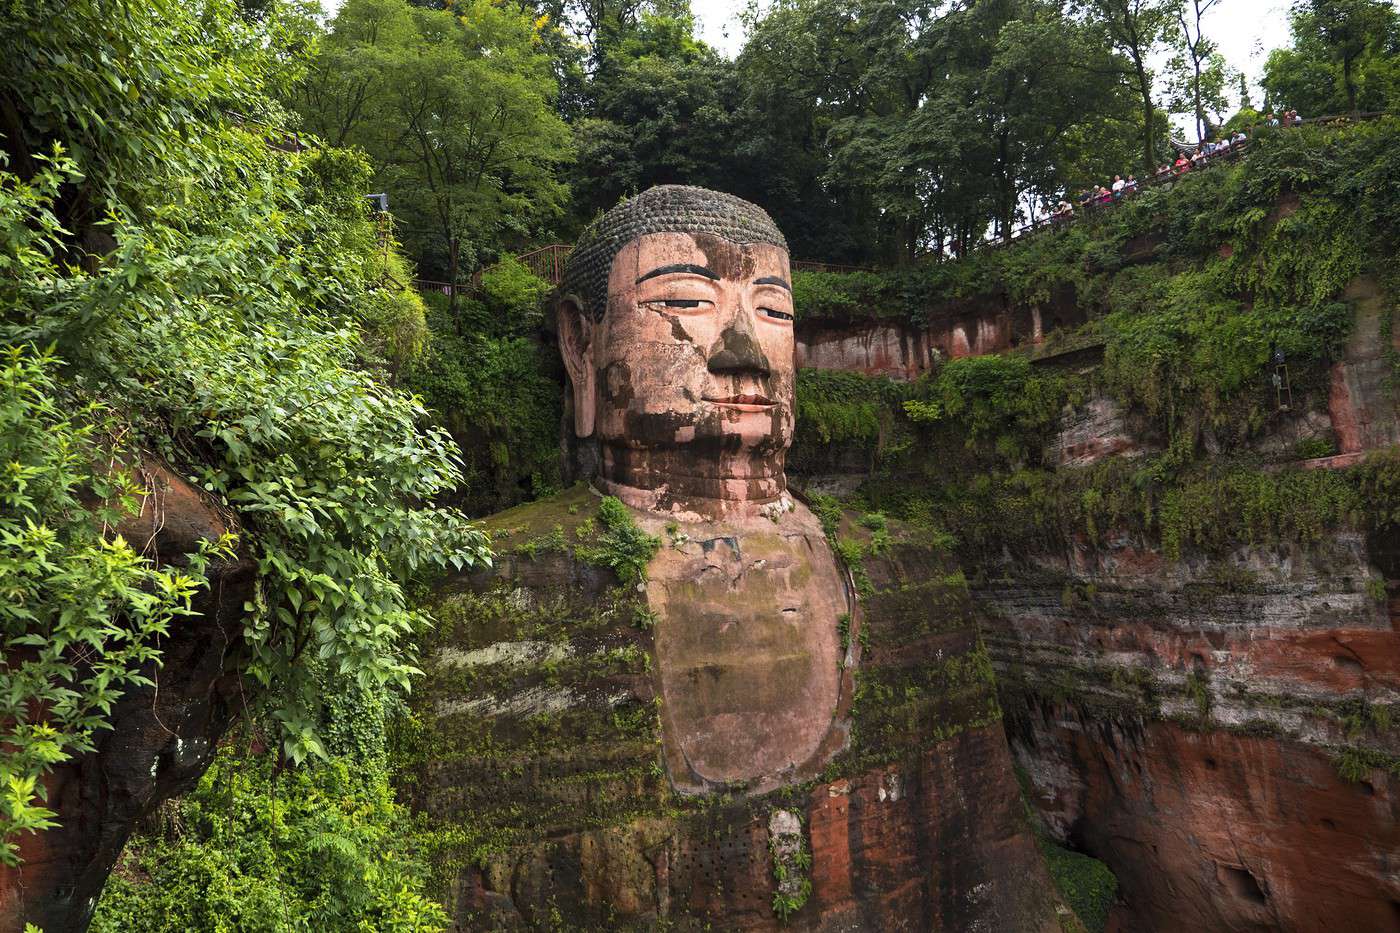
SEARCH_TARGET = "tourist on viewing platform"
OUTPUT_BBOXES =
[1124,174,1138,193]
[1174,153,1191,173]
[1096,185,1113,205]
[1233,129,1248,145]
[1156,163,1173,179]
[1053,199,1074,225]
[1266,111,1280,126]
[1112,174,1126,197]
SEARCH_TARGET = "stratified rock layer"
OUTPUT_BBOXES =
[981,526,1400,930]
[973,281,1400,931]
[787,263,1400,931]
[400,485,1069,931]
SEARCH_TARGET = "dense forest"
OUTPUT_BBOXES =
[294,0,1399,270]
[1,0,1398,928]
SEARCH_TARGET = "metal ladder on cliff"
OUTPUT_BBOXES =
[1272,348,1293,411]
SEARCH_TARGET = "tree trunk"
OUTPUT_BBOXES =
[448,235,460,322]
[1135,60,1157,171]
[1193,56,1205,143]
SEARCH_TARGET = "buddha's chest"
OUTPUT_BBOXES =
[641,515,849,793]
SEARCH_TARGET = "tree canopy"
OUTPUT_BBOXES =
[0,0,488,860]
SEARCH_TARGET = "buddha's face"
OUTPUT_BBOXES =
[559,231,795,501]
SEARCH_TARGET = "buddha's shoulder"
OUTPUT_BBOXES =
[462,484,631,596]
[482,483,602,540]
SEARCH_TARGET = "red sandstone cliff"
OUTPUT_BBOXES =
[791,265,1400,931]
[0,461,253,933]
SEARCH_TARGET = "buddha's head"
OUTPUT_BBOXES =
[557,186,794,516]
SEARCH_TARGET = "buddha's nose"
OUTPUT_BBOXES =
[707,315,771,377]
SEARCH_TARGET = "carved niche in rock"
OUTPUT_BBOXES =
[406,187,1069,931]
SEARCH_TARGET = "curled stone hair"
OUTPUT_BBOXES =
[561,185,788,321]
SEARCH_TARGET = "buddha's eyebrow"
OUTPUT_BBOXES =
[754,276,791,290]
[636,263,718,284]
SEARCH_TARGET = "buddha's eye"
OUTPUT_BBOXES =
[760,307,794,322]
[644,298,709,310]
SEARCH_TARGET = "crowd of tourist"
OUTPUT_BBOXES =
[1048,111,1305,224]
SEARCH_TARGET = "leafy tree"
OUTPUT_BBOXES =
[1169,0,1233,144]
[973,2,1143,234]
[734,0,890,261]
[742,0,1139,257]
[567,13,741,223]
[1263,0,1400,114]
[1,0,489,861]
[0,342,219,866]
[91,680,446,932]
[1078,0,1176,170]
[292,0,573,293]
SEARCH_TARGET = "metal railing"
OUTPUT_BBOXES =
[792,260,872,275]
[517,243,573,284]
[959,111,1385,257]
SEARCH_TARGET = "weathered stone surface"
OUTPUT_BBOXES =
[793,284,1086,379]
[404,491,1068,931]
[979,529,1400,932]
[639,504,850,794]
[0,459,253,933]
[1328,278,1400,455]
[1049,396,1151,468]
[1014,712,1400,933]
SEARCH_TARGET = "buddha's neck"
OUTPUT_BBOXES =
[596,443,788,521]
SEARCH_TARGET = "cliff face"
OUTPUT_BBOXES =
[0,461,252,933]
[983,318,1400,930]
[794,283,1085,380]
[399,486,1071,931]
[984,531,1400,932]
[791,268,1400,931]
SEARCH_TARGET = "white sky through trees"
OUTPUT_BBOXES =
[317,0,1306,124]
[696,0,1296,107]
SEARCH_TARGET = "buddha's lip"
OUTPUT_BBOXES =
[704,394,775,408]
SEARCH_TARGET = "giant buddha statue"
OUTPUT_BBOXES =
[555,186,847,794]
[404,186,1068,931]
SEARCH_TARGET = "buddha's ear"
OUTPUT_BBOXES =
[557,296,596,438]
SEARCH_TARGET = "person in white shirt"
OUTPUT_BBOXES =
[1111,175,1125,197]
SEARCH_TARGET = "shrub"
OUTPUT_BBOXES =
[576,496,661,584]
[91,747,447,933]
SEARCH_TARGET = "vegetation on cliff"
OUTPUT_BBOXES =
[792,118,1400,563]
[789,117,1400,809]
[93,713,447,932]
[0,0,488,877]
